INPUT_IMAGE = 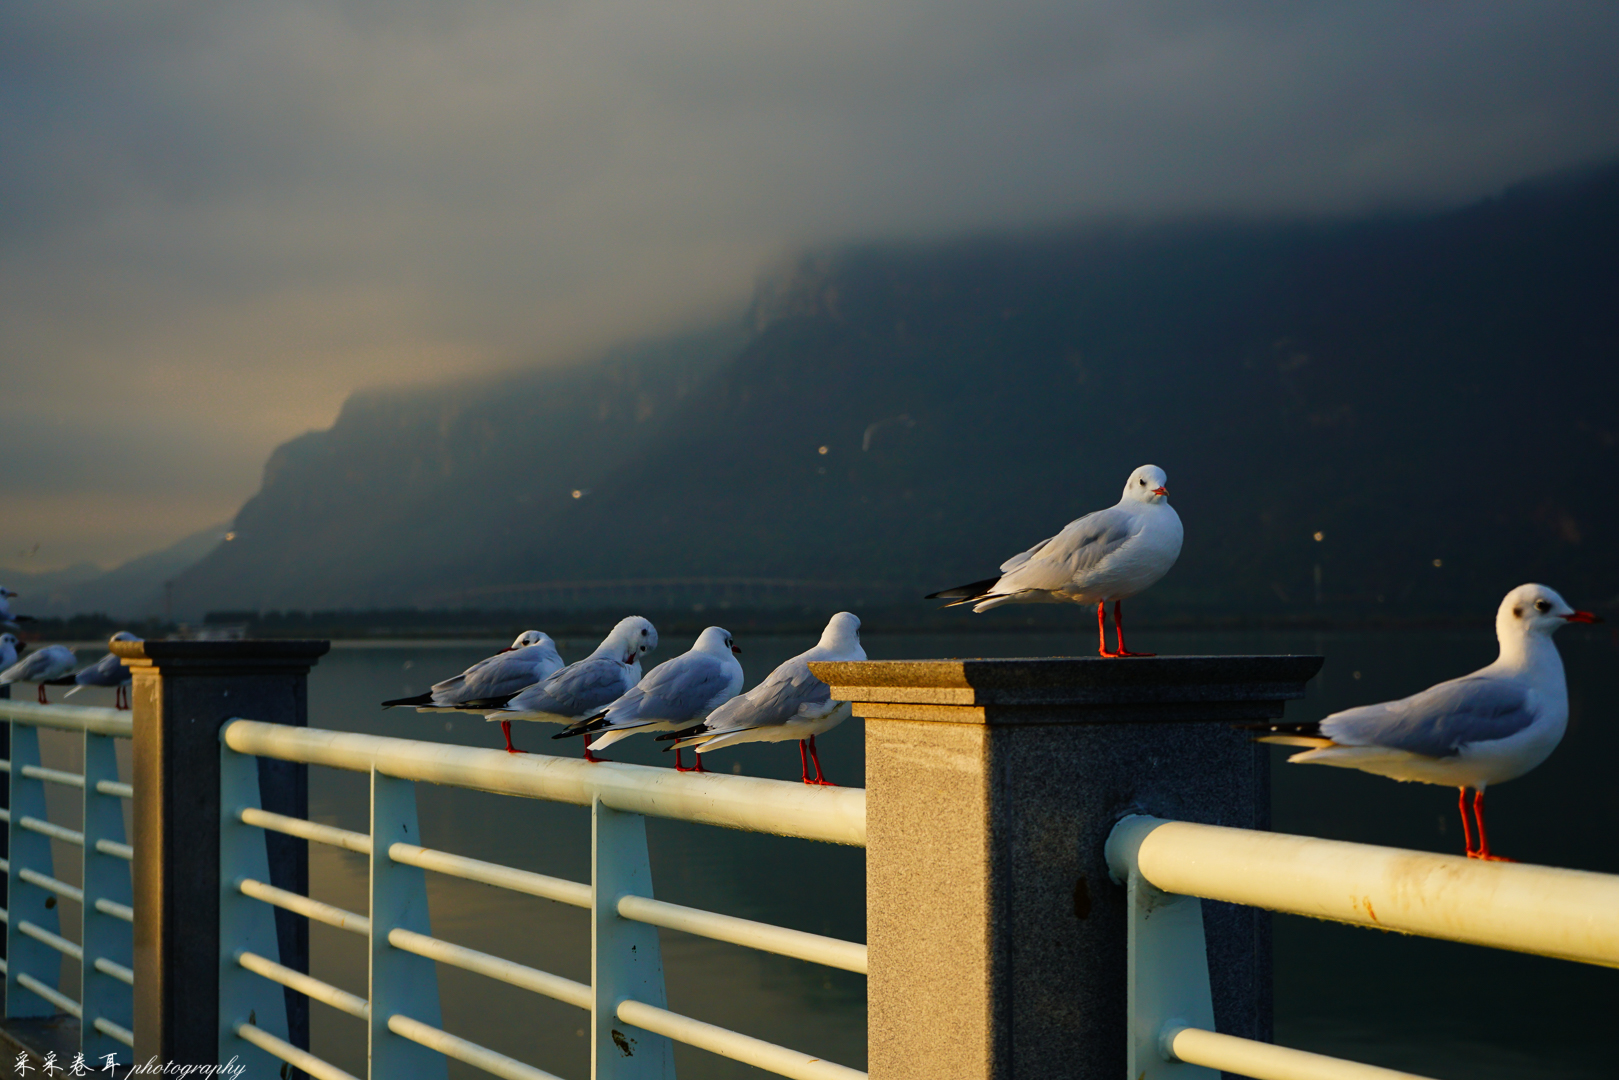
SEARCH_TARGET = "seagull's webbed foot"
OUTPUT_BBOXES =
[500,720,528,754]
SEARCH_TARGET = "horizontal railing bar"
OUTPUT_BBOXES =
[0,700,132,737]
[95,898,134,924]
[1167,1026,1436,1080]
[19,867,84,904]
[235,1023,360,1080]
[388,1013,565,1080]
[618,895,867,974]
[21,764,85,789]
[0,760,8,773]
[389,844,590,909]
[1107,816,1619,968]
[96,779,134,800]
[94,1018,135,1048]
[388,928,591,1011]
[239,878,371,935]
[0,958,5,974]
[238,950,369,1019]
[617,999,866,1080]
[0,857,8,874]
[0,809,8,824]
[226,721,865,847]
[94,1023,134,1049]
[18,920,83,962]
[20,815,84,847]
[93,957,135,987]
[95,838,133,861]
[0,907,6,924]
[16,972,81,1018]
[240,808,372,854]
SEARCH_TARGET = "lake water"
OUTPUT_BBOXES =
[36,625,1619,1078]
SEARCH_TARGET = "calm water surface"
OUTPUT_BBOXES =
[44,625,1619,1078]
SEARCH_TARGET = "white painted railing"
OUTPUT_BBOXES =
[1105,815,1619,1080]
[219,719,868,1080]
[0,699,137,1058]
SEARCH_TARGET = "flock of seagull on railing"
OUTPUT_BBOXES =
[0,464,1605,839]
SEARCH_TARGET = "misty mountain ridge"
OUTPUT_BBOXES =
[167,162,1619,622]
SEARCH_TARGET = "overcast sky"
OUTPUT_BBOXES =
[4,1,1618,571]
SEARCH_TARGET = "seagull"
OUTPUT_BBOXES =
[555,626,743,770]
[380,631,564,713]
[0,586,35,626]
[475,616,658,757]
[927,465,1182,657]
[0,633,26,671]
[1253,584,1600,861]
[658,612,864,784]
[2,645,78,704]
[57,631,140,709]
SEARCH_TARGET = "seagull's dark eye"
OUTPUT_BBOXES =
[1535,599,1551,613]
[1139,478,1146,485]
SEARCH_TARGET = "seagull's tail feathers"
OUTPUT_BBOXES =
[381,691,435,709]
[656,722,711,749]
[925,576,1003,608]
[1240,719,1335,750]
[554,712,610,739]
[44,675,78,686]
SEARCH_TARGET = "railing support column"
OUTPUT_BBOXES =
[592,798,675,1079]
[813,655,1323,1080]
[115,639,329,1069]
[82,728,135,1058]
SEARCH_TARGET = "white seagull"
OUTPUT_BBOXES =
[0,633,25,671]
[0,586,34,626]
[659,612,865,785]
[477,616,658,757]
[2,645,78,704]
[381,631,564,713]
[555,626,743,769]
[58,631,140,709]
[1255,583,1600,861]
[927,465,1183,657]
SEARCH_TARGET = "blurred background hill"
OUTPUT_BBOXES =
[17,162,1618,629]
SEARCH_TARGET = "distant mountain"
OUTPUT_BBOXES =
[2,522,228,620]
[170,163,1619,622]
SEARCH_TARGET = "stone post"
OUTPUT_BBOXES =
[113,639,329,1069]
[810,655,1322,1080]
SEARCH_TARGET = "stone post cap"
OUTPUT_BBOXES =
[809,654,1324,725]
[112,638,331,674]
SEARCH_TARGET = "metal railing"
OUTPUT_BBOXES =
[218,719,868,1080]
[1105,815,1619,1080]
[0,699,136,1058]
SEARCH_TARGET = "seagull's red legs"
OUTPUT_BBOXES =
[1112,601,1155,657]
[116,684,129,710]
[804,735,836,786]
[37,685,47,704]
[1469,789,1514,862]
[1457,787,1476,856]
[501,720,527,755]
[1096,601,1120,657]
[799,739,811,783]
[583,736,610,763]
[674,747,705,773]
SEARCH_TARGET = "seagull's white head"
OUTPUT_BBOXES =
[509,630,548,650]
[1,633,18,651]
[1496,583,1600,644]
[109,631,140,645]
[693,626,742,657]
[1122,465,1170,505]
[603,616,658,665]
[819,611,862,651]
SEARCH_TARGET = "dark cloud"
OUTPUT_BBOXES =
[3,0,1617,567]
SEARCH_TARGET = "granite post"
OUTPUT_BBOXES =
[113,639,329,1069]
[810,655,1323,1080]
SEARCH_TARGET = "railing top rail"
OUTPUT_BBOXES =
[223,719,867,847]
[1106,815,1619,969]
[0,699,132,737]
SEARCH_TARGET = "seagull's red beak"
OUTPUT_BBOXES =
[498,647,515,653]
[732,645,742,655]
[1152,486,1168,496]
[1563,610,1602,624]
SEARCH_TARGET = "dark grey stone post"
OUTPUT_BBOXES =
[113,639,329,1070]
[810,655,1322,1080]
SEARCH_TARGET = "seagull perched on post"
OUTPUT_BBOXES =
[0,586,35,626]
[472,616,658,758]
[54,631,140,709]
[554,626,743,770]
[381,631,564,712]
[1252,584,1599,861]
[2,645,77,704]
[927,465,1182,657]
[658,612,864,784]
